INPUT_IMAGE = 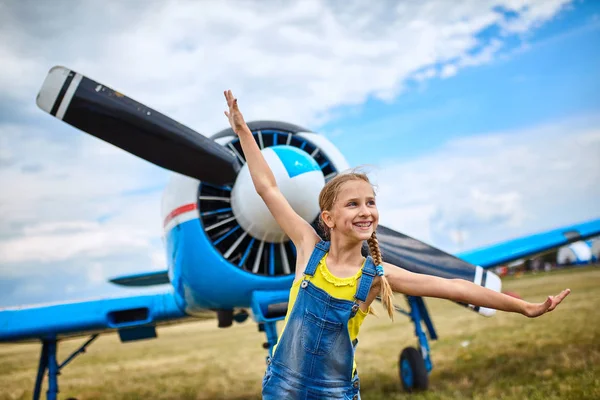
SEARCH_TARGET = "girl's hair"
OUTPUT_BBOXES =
[318,171,395,320]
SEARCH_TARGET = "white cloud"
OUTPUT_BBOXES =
[0,0,573,130]
[0,223,151,265]
[413,68,438,82]
[499,0,574,33]
[22,221,101,235]
[0,123,168,284]
[458,39,504,67]
[440,64,459,78]
[87,262,106,285]
[150,249,167,270]
[0,122,168,230]
[375,116,600,252]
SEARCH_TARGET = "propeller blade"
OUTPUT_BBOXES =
[371,224,501,316]
[36,66,240,184]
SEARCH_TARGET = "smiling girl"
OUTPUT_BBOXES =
[223,90,570,400]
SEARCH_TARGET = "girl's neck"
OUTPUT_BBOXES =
[327,234,364,267]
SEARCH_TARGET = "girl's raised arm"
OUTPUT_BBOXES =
[383,262,570,318]
[223,90,321,259]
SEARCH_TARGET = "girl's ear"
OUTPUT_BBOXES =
[321,210,334,229]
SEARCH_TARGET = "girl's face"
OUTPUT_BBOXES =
[323,180,379,241]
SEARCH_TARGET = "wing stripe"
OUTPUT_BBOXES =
[474,266,483,286]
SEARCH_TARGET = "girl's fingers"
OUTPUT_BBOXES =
[223,90,239,118]
[548,290,569,312]
[223,90,239,111]
[550,291,566,311]
[556,289,570,303]
[528,289,571,317]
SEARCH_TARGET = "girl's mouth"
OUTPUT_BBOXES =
[353,221,372,230]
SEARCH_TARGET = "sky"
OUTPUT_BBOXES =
[0,0,599,307]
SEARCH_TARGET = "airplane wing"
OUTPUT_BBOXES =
[457,218,600,269]
[0,290,188,343]
[372,224,502,316]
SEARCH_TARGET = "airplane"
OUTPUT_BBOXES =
[1,66,599,400]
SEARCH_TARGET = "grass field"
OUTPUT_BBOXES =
[1,266,599,400]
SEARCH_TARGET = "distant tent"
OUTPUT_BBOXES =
[557,241,593,265]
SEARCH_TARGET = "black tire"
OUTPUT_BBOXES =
[399,347,428,392]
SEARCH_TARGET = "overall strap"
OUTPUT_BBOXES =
[303,240,330,277]
[354,256,376,303]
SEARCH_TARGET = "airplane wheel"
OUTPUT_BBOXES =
[399,347,428,392]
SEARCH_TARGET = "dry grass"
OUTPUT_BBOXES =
[1,266,599,400]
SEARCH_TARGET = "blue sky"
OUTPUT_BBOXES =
[321,2,600,164]
[316,1,600,251]
[0,0,598,307]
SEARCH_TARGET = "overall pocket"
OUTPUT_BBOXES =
[301,309,343,355]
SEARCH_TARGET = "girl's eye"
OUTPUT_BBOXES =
[368,200,376,206]
[347,202,357,207]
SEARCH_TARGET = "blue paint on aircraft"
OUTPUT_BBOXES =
[458,218,600,268]
[0,291,186,342]
[166,218,293,314]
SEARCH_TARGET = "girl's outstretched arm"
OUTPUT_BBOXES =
[384,262,570,318]
[223,90,320,261]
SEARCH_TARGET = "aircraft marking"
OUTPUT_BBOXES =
[163,203,197,228]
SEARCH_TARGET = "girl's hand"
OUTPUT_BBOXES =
[524,288,571,318]
[224,89,247,135]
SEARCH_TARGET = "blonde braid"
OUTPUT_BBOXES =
[367,231,394,320]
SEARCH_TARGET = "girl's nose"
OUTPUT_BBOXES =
[358,204,370,216]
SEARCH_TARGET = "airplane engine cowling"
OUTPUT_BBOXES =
[198,121,349,277]
[231,146,325,243]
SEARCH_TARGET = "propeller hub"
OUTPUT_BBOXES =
[231,146,325,243]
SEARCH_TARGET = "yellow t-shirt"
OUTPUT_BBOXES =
[273,253,370,373]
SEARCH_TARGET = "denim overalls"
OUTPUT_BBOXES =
[262,241,377,400]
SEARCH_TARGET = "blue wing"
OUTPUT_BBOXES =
[0,290,188,343]
[457,218,600,268]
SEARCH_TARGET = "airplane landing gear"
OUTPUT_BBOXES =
[393,296,437,392]
[33,335,98,400]
[399,347,428,392]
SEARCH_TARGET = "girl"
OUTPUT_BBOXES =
[223,90,570,400]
